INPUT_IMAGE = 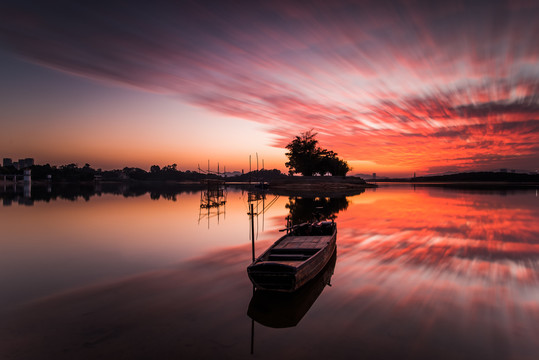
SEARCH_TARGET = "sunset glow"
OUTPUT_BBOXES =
[0,1,538,175]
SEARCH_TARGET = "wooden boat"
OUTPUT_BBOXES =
[248,248,336,327]
[247,220,337,292]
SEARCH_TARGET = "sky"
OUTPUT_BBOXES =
[0,0,538,176]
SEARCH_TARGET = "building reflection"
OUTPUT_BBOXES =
[1,179,33,206]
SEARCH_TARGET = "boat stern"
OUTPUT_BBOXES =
[247,263,298,292]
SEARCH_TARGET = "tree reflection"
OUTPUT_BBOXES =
[285,196,350,225]
[0,182,200,205]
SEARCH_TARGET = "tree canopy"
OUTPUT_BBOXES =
[285,131,351,176]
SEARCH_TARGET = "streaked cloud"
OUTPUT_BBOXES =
[0,0,537,173]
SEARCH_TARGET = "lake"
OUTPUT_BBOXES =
[1,183,538,359]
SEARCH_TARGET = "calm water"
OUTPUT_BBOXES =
[1,183,539,359]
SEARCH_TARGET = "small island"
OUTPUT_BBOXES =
[267,131,376,195]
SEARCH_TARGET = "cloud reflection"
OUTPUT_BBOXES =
[335,188,539,327]
[2,187,539,358]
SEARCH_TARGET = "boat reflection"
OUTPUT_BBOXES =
[248,248,337,328]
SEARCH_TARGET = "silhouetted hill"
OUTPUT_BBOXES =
[386,171,539,182]
[354,173,390,180]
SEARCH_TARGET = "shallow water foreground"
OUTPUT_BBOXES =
[1,185,538,359]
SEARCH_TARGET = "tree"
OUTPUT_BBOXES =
[285,131,320,176]
[285,131,350,176]
[162,163,177,172]
[317,149,351,176]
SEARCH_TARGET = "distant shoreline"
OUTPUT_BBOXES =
[372,171,539,183]
[374,181,539,189]
[2,178,537,186]
[3,175,538,197]
[3,178,538,187]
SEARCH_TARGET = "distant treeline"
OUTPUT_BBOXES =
[223,169,287,182]
[0,163,287,182]
[388,171,539,182]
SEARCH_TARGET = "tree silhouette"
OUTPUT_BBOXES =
[285,131,320,176]
[285,131,350,176]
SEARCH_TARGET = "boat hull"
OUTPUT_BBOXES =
[247,225,337,292]
[248,249,337,327]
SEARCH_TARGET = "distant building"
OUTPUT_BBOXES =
[17,158,34,169]
[372,173,376,181]
[3,158,12,167]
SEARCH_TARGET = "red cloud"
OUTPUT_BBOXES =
[0,0,538,173]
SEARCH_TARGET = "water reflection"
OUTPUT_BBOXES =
[329,186,539,358]
[248,249,337,328]
[1,185,539,359]
[0,182,203,205]
[286,196,349,224]
[198,181,227,228]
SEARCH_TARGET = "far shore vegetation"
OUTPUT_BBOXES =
[2,132,537,184]
[1,131,355,183]
[2,162,536,184]
[0,162,288,183]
